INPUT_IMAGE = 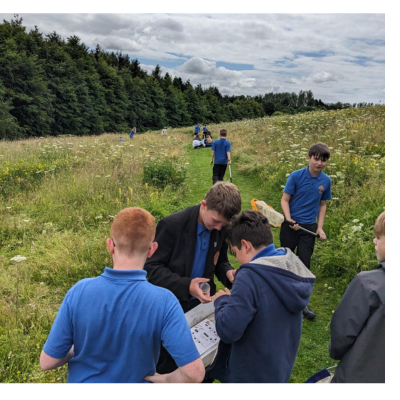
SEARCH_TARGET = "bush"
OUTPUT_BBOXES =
[272,111,284,117]
[143,158,187,188]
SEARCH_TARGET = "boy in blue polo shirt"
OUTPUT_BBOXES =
[210,128,231,184]
[280,142,332,320]
[40,207,204,383]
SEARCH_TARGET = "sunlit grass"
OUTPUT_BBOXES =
[0,106,385,382]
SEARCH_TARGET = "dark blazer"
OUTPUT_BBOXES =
[144,204,233,311]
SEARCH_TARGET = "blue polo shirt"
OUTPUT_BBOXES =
[212,138,231,165]
[251,244,287,261]
[43,268,199,383]
[194,125,200,134]
[283,166,332,224]
[203,126,207,132]
[191,222,211,279]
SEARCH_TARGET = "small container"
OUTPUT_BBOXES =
[199,282,210,296]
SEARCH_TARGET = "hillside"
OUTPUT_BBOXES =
[0,105,385,382]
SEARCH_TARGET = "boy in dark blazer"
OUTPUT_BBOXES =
[145,181,242,373]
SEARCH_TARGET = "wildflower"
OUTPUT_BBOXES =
[285,173,290,177]
[105,175,111,178]
[23,220,30,222]
[324,284,328,287]
[6,207,11,209]
[352,219,360,223]
[10,255,27,262]
[328,287,333,290]
[95,215,103,219]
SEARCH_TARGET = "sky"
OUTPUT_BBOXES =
[0,11,385,105]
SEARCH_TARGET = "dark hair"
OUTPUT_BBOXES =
[220,129,227,137]
[308,142,330,161]
[205,181,241,220]
[226,210,273,250]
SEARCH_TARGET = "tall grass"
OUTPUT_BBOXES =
[0,107,385,382]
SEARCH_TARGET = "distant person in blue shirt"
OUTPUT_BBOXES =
[40,207,205,383]
[280,142,332,320]
[194,123,200,135]
[129,127,136,138]
[211,210,315,383]
[210,128,231,184]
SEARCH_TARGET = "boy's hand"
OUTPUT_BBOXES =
[213,288,231,301]
[226,269,236,283]
[316,228,327,240]
[145,372,164,383]
[189,278,212,303]
[288,219,300,231]
[210,160,213,165]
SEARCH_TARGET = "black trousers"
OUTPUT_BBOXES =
[279,220,318,270]
[212,164,227,184]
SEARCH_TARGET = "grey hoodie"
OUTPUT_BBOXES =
[329,263,385,383]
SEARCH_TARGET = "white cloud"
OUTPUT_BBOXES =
[0,12,385,103]
[311,71,338,84]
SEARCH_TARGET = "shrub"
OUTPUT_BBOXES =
[143,158,187,188]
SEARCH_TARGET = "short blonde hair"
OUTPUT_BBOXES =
[111,207,156,256]
[373,211,385,237]
[205,181,241,220]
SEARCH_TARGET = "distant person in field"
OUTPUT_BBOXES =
[119,137,125,141]
[210,128,231,184]
[210,210,315,383]
[194,123,200,136]
[202,124,208,139]
[40,207,205,383]
[144,182,241,376]
[329,211,385,383]
[129,127,136,139]
[204,132,213,147]
[279,142,332,320]
[161,127,168,135]
[193,134,204,149]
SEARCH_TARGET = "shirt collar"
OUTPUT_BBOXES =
[251,244,281,261]
[197,221,210,235]
[306,166,322,180]
[102,267,147,280]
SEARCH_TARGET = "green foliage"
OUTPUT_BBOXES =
[143,158,187,188]
[1,17,366,140]
[272,111,284,116]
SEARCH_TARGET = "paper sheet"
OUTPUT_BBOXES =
[190,319,220,354]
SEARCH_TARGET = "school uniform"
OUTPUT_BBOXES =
[144,204,234,374]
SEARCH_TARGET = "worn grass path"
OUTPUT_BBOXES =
[181,142,340,383]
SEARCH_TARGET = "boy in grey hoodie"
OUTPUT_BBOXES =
[212,210,315,383]
[329,211,385,383]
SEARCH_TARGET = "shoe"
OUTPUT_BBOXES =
[303,306,317,320]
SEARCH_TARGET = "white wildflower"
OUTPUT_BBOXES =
[10,255,27,262]
[23,220,30,222]
[352,219,359,223]
[95,215,103,220]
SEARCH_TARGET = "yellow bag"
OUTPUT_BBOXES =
[250,199,284,228]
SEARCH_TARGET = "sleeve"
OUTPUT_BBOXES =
[283,172,296,195]
[161,294,200,367]
[214,239,234,290]
[212,141,216,151]
[329,274,373,360]
[321,177,332,201]
[226,141,231,152]
[43,291,74,359]
[214,269,259,344]
[144,218,192,301]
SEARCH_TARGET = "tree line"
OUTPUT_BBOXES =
[0,16,376,140]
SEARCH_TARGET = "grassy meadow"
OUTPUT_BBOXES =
[0,106,385,383]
